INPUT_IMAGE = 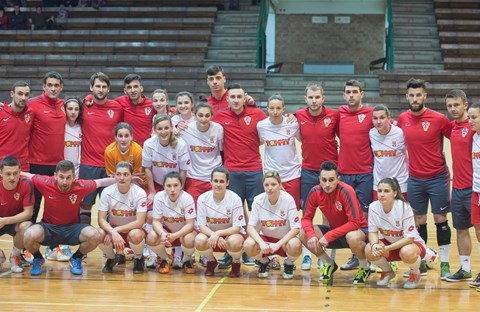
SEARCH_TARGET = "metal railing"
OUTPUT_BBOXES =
[387,0,395,69]
[256,0,270,68]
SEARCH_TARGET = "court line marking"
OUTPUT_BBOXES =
[0,270,12,278]
[194,276,227,312]
[0,301,193,308]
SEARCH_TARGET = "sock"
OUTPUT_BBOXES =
[372,257,391,272]
[460,256,471,272]
[197,248,215,261]
[129,240,145,259]
[358,258,369,269]
[181,246,195,261]
[252,252,268,264]
[143,223,153,232]
[227,250,242,262]
[148,244,169,260]
[79,208,91,225]
[317,252,333,266]
[439,244,450,263]
[33,251,43,259]
[284,253,299,265]
[72,250,84,260]
[174,246,182,258]
[406,256,421,274]
[98,243,116,260]
[11,246,21,257]
[418,224,428,244]
[302,246,311,257]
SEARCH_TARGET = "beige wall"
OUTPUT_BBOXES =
[275,14,385,74]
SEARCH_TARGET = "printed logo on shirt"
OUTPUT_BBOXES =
[462,127,469,138]
[379,227,402,237]
[226,209,231,216]
[108,109,114,119]
[2,118,10,122]
[335,201,343,211]
[163,216,185,223]
[112,209,136,217]
[261,219,287,227]
[188,208,194,214]
[374,150,397,157]
[244,116,251,126]
[473,152,480,160]
[69,194,78,204]
[265,139,289,147]
[152,161,177,169]
[44,110,50,114]
[391,140,397,147]
[61,106,65,114]
[358,114,365,123]
[207,217,231,224]
[286,129,291,136]
[294,216,299,223]
[65,141,81,148]
[87,112,95,115]
[238,215,244,221]
[180,208,185,215]
[209,136,215,144]
[190,145,215,153]
[395,220,400,227]
[408,225,414,232]
[24,114,30,123]
[129,201,135,209]
[280,210,285,217]
[324,117,331,127]
[14,192,20,201]
[145,107,152,116]
[422,121,430,132]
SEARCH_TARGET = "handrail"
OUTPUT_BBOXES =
[256,0,269,68]
[387,0,395,69]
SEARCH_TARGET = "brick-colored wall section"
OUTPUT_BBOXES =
[275,14,385,74]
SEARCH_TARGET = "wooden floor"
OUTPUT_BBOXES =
[0,217,478,312]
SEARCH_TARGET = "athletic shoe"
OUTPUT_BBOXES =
[257,260,270,278]
[183,260,195,274]
[270,255,281,270]
[340,254,358,270]
[242,252,255,266]
[403,272,421,289]
[353,267,371,285]
[205,259,218,276]
[116,253,126,265]
[158,259,171,274]
[369,262,376,273]
[229,261,241,278]
[446,268,472,282]
[403,260,428,277]
[0,248,6,270]
[389,262,399,272]
[469,273,480,288]
[376,270,395,286]
[124,248,135,261]
[146,255,158,269]
[46,247,70,262]
[70,257,83,275]
[300,255,312,271]
[440,262,451,280]
[22,250,34,265]
[317,258,324,268]
[102,257,119,273]
[282,263,294,279]
[9,255,24,273]
[172,254,183,270]
[143,245,150,258]
[319,262,338,283]
[30,258,44,276]
[199,256,208,267]
[61,246,73,258]
[133,257,145,273]
[217,252,232,269]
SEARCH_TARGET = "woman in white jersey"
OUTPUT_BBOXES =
[171,91,195,135]
[365,178,426,289]
[195,166,245,277]
[146,172,197,274]
[181,102,224,205]
[64,97,82,178]
[244,171,302,279]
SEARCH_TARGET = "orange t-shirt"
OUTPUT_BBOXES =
[104,141,147,189]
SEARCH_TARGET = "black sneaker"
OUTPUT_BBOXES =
[133,257,145,273]
[116,253,126,265]
[340,254,359,270]
[242,252,255,266]
[102,257,119,273]
[319,262,338,283]
[257,260,270,278]
[217,252,232,269]
[282,263,294,279]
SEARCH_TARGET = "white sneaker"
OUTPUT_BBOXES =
[173,255,183,269]
[9,255,24,273]
[143,245,150,258]
[124,248,135,261]
[300,255,312,271]
[47,247,70,262]
[0,248,6,270]
[146,254,158,269]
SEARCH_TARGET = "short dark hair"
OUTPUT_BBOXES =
[114,122,133,137]
[43,71,63,85]
[445,89,468,103]
[90,72,110,87]
[211,166,229,182]
[123,73,142,86]
[228,83,243,91]
[163,171,182,185]
[373,104,391,117]
[64,96,84,123]
[319,161,338,176]
[469,103,480,110]
[55,160,75,174]
[344,80,363,92]
[12,81,30,92]
[1,156,20,169]
[115,161,133,174]
[406,78,426,90]
[194,102,213,115]
[206,65,224,76]
[268,93,285,107]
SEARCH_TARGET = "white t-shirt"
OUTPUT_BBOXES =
[172,114,195,128]
[142,136,190,186]
[368,199,425,246]
[196,189,246,233]
[369,124,409,192]
[257,117,301,182]
[99,184,147,228]
[473,133,480,192]
[181,121,224,182]
[152,190,196,233]
[64,122,82,178]
[248,190,301,239]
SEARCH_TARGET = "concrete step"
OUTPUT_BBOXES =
[265,74,379,89]
[395,50,443,62]
[213,23,257,34]
[395,38,440,49]
[207,47,256,60]
[216,12,259,23]
[394,25,439,36]
[393,62,445,70]
[392,3,434,13]
[203,59,257,68]
[392,14,437,25]
[210,34,257,47]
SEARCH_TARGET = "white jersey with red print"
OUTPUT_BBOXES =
[64,122,82,178]
[249,190,301,239]
[142,137,190,186]
[181,121,224,182]
[369,124,408,192]
[196,189,246,233]
[99,184,147,228]
[368,199,426,246]
[257,117,301,182]
[172,115,195,128]
[472,133,480,192]
[152,190,196,233]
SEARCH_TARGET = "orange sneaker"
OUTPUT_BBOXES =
[183,260,195,274]
[158,259,171,274]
